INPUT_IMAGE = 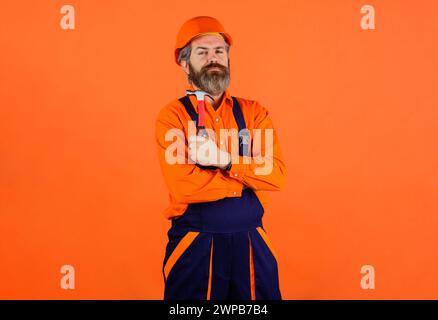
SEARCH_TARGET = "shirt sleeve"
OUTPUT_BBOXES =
[224,101,287,191]
[155,104,244,204]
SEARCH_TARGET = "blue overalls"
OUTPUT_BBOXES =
[162,96,282,300]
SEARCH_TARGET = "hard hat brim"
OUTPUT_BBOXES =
[174,31,233,65]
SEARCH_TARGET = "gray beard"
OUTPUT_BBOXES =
[188,63,230,96]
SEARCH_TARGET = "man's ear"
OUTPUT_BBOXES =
[181,60,189,75]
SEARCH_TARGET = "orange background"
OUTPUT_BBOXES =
[1,0,437,299]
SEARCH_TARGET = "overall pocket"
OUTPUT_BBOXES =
[256,227,278,262]
[163,231,200,281]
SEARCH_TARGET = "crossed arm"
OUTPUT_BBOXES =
[155,102,286,204]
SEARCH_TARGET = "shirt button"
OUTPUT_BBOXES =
[220,141,223,145]
[215,117,220,122]
[234,173,238,177]
[233,191,237,196]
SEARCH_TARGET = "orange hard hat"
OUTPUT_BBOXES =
[174,16,233,65]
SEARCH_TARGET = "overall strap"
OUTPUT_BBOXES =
[179,96,199,126]
[231,97,246,132]
[232,97,251,157]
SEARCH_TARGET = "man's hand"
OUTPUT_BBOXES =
[188,135,231,169]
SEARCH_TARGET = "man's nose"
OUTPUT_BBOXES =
[207,50,218,63]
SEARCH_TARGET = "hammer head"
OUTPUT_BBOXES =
[186,90,213,101]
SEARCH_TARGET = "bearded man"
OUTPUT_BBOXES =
[155,16,286,300]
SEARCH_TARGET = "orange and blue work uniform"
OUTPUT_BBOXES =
[155,85,286,300]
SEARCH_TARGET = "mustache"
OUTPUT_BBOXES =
[202,63,228,72]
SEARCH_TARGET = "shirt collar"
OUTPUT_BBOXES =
[186,84,233,113]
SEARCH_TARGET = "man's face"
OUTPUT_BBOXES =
[182,34,230,96]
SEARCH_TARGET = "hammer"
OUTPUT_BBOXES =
[186,90,213,139]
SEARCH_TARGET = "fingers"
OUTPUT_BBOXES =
[187,135,220,167]
[188,135,208,152]
[188,135,206,143]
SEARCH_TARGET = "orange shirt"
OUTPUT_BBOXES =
[155,85,286,220]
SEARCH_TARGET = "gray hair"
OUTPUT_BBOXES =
[177,42,230,65]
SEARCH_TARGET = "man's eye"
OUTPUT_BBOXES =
[216,50,224,54]
[198,51,207,55]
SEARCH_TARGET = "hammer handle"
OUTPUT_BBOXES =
[197,100,206,127]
